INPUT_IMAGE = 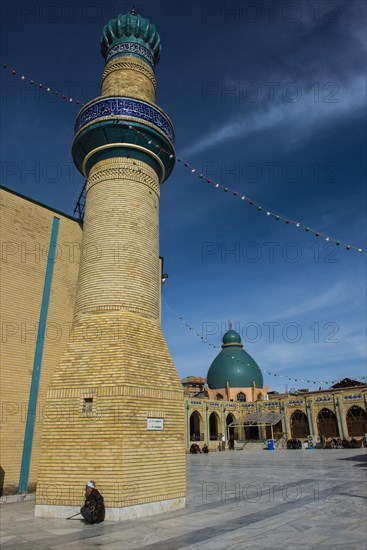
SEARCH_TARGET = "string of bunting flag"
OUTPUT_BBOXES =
[1,63,86,105]
[162,297,366,387]
[126,125,366,255]
[173,158,366,254]
[3,62,366,254]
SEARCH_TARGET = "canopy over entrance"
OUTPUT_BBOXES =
[228,411,284,427]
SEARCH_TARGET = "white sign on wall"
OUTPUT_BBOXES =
[147,417,164,431]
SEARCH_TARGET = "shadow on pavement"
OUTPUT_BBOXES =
[337,453,367,468]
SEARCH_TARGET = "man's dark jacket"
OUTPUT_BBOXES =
[84,488,105,523]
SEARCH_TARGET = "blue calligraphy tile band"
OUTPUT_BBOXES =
[72,97,175,181]
[74,97,174,142]
[106,42,154,66]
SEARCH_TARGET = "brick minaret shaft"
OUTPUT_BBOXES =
[35,12,186,519]
[75,49,159,322]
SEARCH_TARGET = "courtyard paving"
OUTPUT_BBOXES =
[1,448,366,549]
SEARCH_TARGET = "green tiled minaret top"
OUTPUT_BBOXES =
[100,9,162,68]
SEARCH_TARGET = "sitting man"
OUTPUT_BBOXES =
[190,443,197,454]
[80,481,105,524]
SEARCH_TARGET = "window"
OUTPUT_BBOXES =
[237,392,246,402]
[216,393,223,400]
[83,398,93,413]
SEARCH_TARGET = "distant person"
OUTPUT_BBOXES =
[221,434,226,451]
[320,434,326,449]
[202,444,209,453]
[80,481,105,524]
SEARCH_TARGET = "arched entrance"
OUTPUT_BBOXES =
[290,410,310,439]
[226,413,236,444]
[209,412,219,440]
[346,406,367,437]
[189,411,203,441]
[317,408,339,438]
[244,425,260,440]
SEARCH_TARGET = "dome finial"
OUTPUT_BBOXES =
[222,329,242,347]
[131,6,137,15]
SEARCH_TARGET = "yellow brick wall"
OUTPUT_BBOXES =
[0,188,82,494]
[36,312,186,507]
[102,56,156,103]
[74,158,161,320]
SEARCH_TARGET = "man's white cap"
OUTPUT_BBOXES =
[86,480,95,488]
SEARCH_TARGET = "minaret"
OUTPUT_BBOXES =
[35,11,185,519]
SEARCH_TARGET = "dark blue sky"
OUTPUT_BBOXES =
[1,0,366,390]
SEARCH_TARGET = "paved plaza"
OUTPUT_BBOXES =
[1,449,366,549]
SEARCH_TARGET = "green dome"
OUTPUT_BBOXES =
[207,330,263,389]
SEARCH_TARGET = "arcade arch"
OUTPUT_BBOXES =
[317,408,339,438]
[189,410,203,441]
[346,405,367,437]
[290,410,310,439]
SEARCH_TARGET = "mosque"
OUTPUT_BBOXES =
[0,9,366,520]
[183,327,366,451]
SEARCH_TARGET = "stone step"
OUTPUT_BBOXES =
[234,440,267,451]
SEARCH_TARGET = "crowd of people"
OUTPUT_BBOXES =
[287,435,362,450]
[190,436,362,453]
[325,437,359,449]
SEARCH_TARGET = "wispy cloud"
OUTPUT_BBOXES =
[272,283,348,320]
[182,73,365,158]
